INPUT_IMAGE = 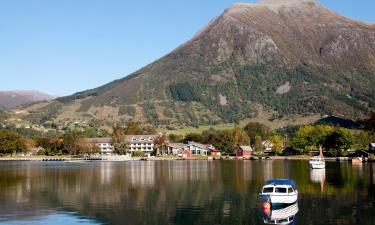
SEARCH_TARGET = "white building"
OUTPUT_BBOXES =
[262,141,274,152]
[167,143,187,155]
[187,142,209,156]
[126,135,158,154]
[87,135,159,155]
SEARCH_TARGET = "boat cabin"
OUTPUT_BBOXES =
[261,179,297,195]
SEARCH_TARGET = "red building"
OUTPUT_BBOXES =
[208,145,221,156]
[236,146,253,158]
[210,149,221,157]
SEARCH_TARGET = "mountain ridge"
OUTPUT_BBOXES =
[0,90,56,110]
[13,1,375,129]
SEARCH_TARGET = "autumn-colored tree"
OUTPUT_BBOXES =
[155,134,168,155]
[268,134,284,155]
[232,126,250,147]
[123,121,144,135]
[244,122,271,145]
[0,130,27,155]
[77,139,101,155]
[111,126,129,155]
[62,130,81,155]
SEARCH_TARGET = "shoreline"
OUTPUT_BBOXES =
[0,155,353,162]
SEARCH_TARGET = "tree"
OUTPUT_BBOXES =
[77,139,101,155]
[291,125,334,154]
[34,137,64,155]
[324,128,353,156]
[244,122,271,145]
[143,125,157,135]
[62,130,81,155]
[254,135,263,152]
[213,130,235,154]
[123,121,144,135]
[365,111,375,134]
[232,126,250,146]
[183,133,203,143]
[155,134,168,155]
[0,130,27,155]
[168,133,183,143]
[111,126,129,155]
[353,131,374,150]
[268,135,284,155]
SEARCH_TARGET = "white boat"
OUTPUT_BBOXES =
[259,179,298,205]
[309,156,325,169]
[351,157,363,164]
[262,202,299,225]
[309,146,325,169]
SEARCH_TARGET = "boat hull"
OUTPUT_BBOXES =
[262,202,299,225]
[310,163,325,169]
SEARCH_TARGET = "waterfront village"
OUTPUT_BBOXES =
[0,116,374,162]
[85,135,260,159]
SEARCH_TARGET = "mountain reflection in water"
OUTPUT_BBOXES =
[0,160,374,225]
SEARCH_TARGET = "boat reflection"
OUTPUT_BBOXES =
[310,168,325,192]
[261,202,299,225]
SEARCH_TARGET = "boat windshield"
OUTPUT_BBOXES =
[275,187,287,193]
[263,187,274,193]
[311,157,323,162]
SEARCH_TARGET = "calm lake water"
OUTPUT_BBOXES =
[0,160,374,225]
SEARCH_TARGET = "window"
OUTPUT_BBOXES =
[263,187,274,193]
[288,187,293,193]
[275,187,287,193]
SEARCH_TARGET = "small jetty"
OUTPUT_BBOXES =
[84,157,103,161]
[42,158,65,162]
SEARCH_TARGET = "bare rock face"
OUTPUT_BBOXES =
[23,1,375,126]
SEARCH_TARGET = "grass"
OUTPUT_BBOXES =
[168,114,322,136]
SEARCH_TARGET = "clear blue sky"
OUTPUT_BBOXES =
[0,0,374,96]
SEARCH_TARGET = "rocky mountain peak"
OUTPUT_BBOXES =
[259,0,317,5]
[17,0,375,127]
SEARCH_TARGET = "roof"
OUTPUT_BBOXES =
[266,179,296,189]
[239,146,253,151]
[168,143,187,149]
[86,138,112,143]
[125,135,159,143]
[188,141,209,150]
[86,135,159,144]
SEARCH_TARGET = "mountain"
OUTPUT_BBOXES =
[0,90,56,109]
[17,0,375,128]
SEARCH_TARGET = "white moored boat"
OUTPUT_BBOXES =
[309,156,325,169]
[259,179,298,205]
[309,146,325,169]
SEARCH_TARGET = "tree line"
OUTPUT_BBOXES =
[0,113,374,157]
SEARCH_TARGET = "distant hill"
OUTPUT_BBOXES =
[0,90,56,109]
[16,0,375,128]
